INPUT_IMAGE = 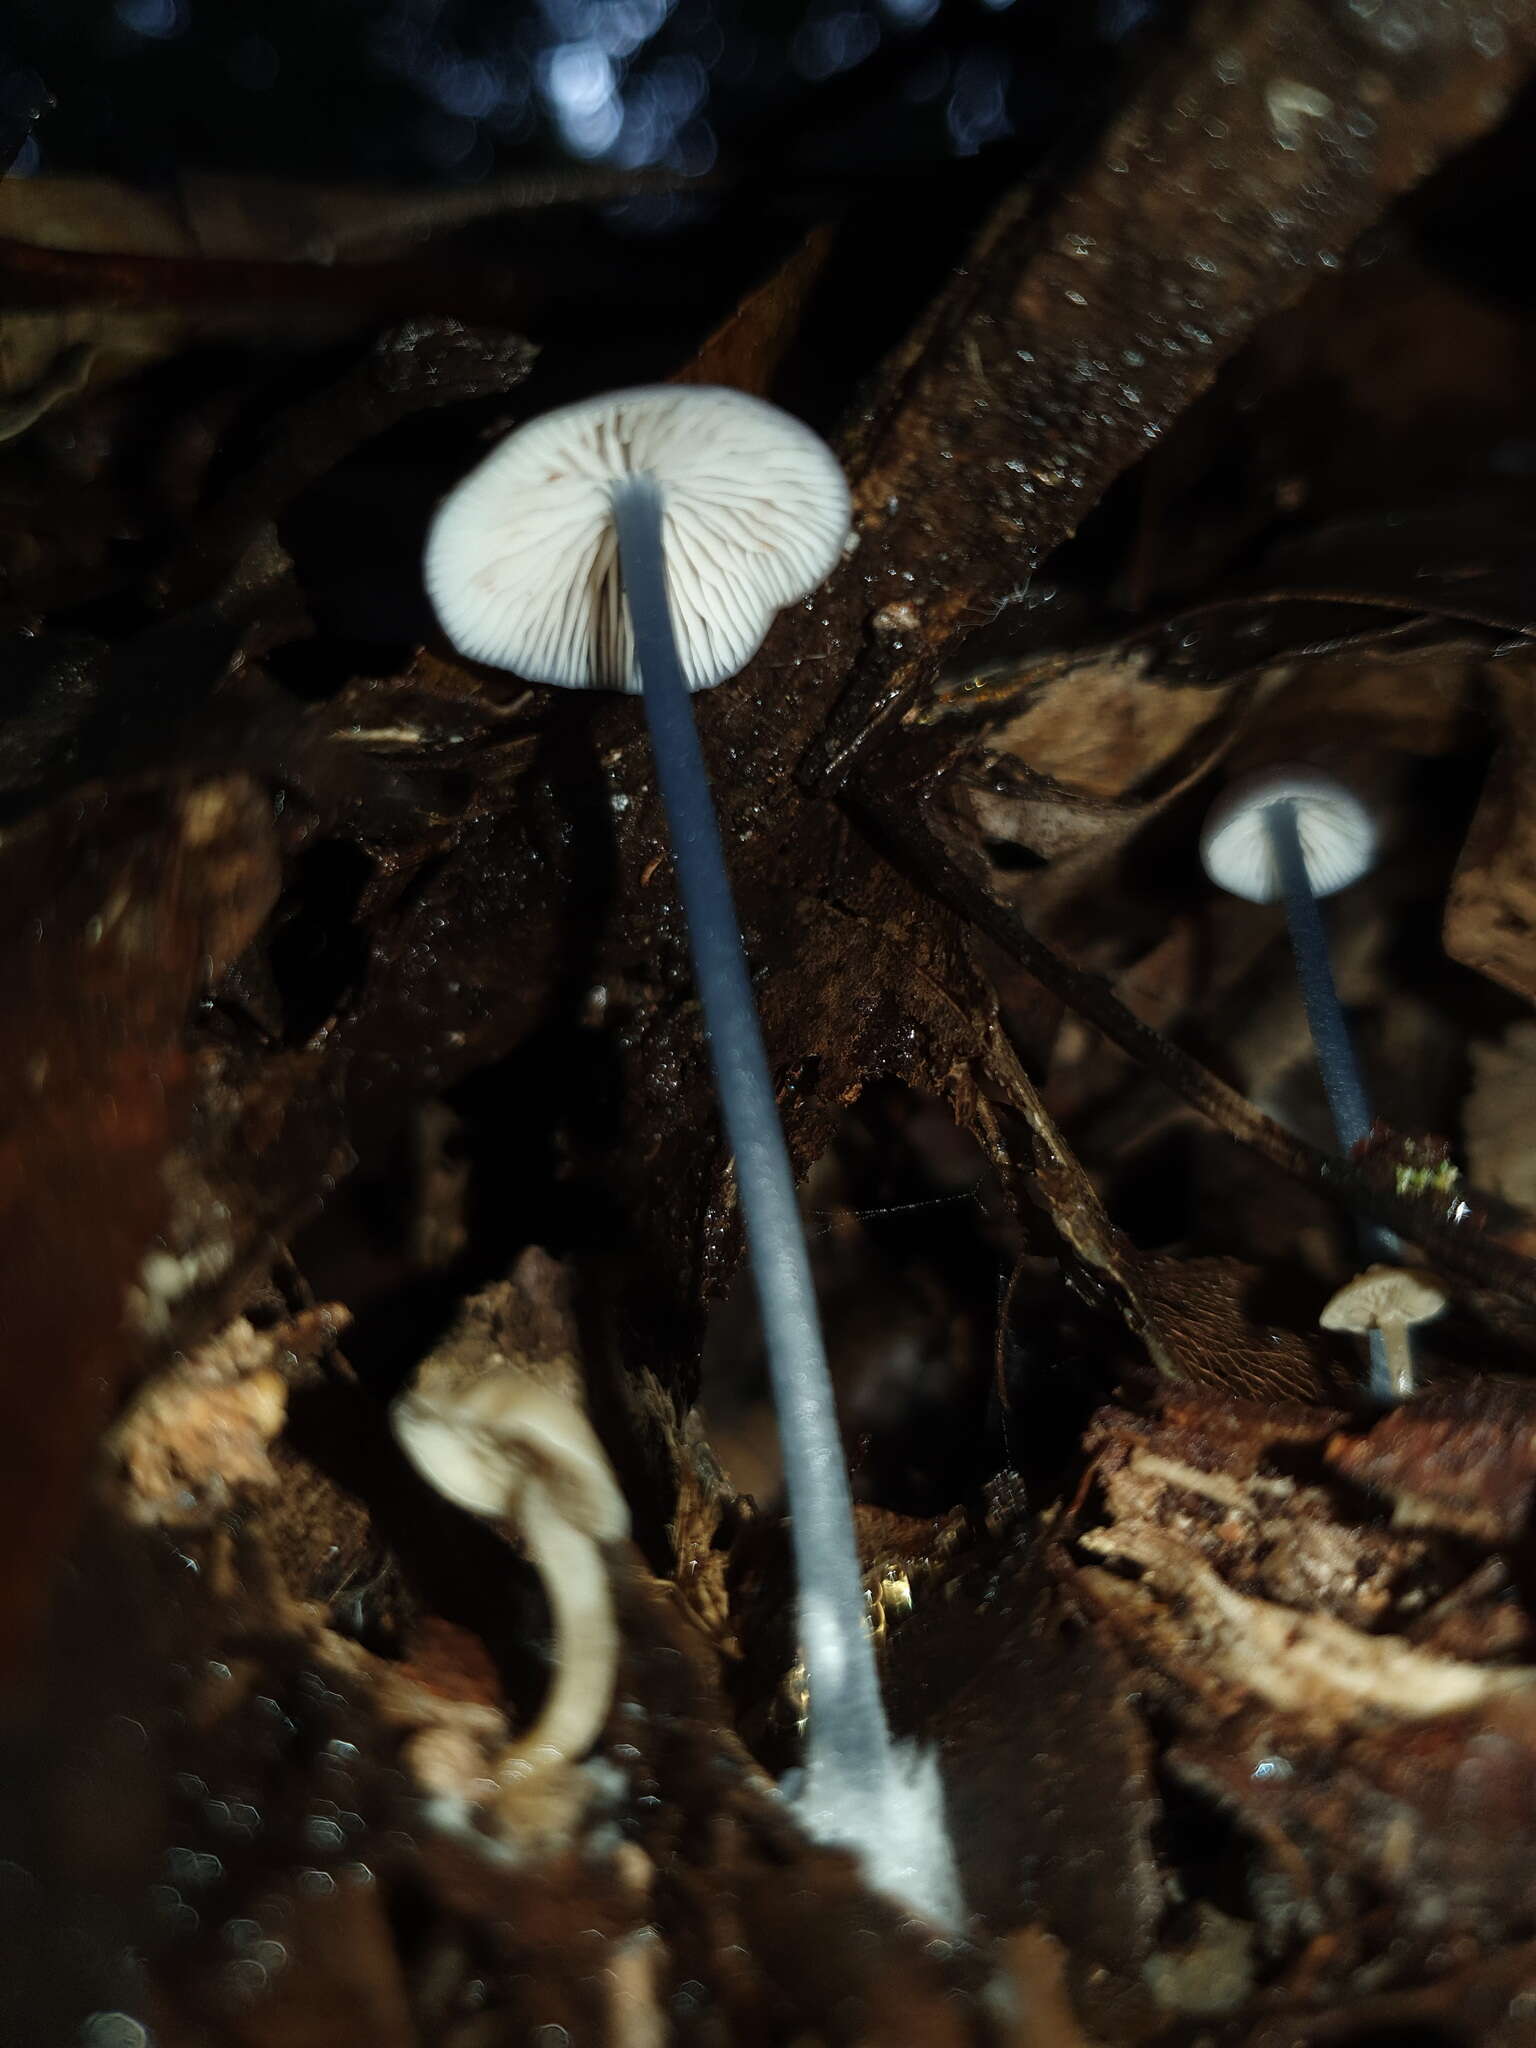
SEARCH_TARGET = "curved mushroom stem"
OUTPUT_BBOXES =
[612,480,929,1881]
[1266,800,1408,1402]
[511,1477,618,1764]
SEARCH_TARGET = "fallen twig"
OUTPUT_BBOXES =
[854,783,1536,1315]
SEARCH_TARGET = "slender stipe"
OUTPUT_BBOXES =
[613,478,893,1810]
[1266,799,1402,1397]
[423,387,956,1919]
[1266,801,1375,1154]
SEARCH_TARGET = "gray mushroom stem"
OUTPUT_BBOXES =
[1266,799,1404,1400]
[1377,1321,1415,1402]
[611,476,896,1822]
[511,1477,618,1765]
[1266,800,1375,1157]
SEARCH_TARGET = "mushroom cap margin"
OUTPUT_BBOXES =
[424,383,852,694]
[1201,766,1376,904]
[392,1372,629,1543]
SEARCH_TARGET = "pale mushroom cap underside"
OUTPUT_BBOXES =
[1320,1264,1449,1334]
[425,384,852,693]
[1201,766,1376,904]
[392,1374,630,1542]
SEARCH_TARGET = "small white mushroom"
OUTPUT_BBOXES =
[423,389,959,1921]
[425,384,851,693]
[392,1370,629,1765]
[1201,765,1375,906]
[1320,1265,1448,1401]
[1203,764,1394,1394]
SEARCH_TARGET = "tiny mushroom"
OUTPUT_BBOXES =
[1203,766,1411,1400]
[1201,766,1379,1152]
[424,387,960,1924]
[1320,1265,1448,1402]
[1201,766,1377,909]
[392,1369,629,1766]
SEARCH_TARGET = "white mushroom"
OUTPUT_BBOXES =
[423,388,959,1921]
[393,1370,628,1765]
[1199,769,1378,1152]
[1320,1265,1447,1401]
[1201,765,1376,906]
[425,384,850,693]
[1201,764,1407,1395]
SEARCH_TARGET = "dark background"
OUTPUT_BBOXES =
[2,0,1163,198]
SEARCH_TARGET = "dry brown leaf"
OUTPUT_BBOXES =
[1466,1019,1536,1214]
[1446,659,1536,1000]
[1326,1378,1536,1544]
[0,175,535,404]
[678,224,837,395]
[0,775,280,1675]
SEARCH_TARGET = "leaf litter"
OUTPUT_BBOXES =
[7,5,1536,2043]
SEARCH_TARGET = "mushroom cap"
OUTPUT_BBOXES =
[392,1372,629,1543]
[1319,1264,1448,1335]
[1201,766,1375,904]
[425,384,851,694]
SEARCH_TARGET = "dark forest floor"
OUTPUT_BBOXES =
[7,5,1536,2043]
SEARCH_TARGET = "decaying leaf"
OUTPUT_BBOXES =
[0,775,280,1674]
[105,1313,294,1526]
[1446,658,1536,1001]
[10,1,1536,2039]
[679,226,838,396]
[1065,1390,1536,1993]
[1466,1019,1536,1217]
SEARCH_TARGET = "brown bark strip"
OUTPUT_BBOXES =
[798,0,1536,788]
